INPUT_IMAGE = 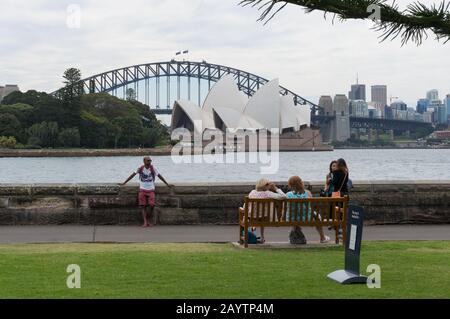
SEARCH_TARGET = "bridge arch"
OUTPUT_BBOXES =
[65,60,322,114]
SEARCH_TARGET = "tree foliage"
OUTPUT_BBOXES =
[62,67,84,98]
[0,113,22,140]
[240,0,450,45]
[126,88,137,101]
[0,68,170,149]
[27,121,59,148]
[0,103,35,128]
[58,128,81,147]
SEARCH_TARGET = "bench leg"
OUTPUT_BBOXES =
[342,221,347,245]
[244,228,248,248]
[334,225,339,245]
[239,224,244,245]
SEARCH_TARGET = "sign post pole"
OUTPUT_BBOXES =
[327,204,368,284]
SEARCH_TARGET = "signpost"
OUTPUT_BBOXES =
[327,204,368,284]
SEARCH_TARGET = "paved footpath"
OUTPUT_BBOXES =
[0,225,449,243]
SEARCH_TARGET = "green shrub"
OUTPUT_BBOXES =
[0,136,17,149]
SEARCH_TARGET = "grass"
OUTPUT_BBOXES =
[0,241,449,298]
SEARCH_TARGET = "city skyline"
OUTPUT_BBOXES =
[1,0,449,108]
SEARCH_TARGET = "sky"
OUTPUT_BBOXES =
[1,0,449,107]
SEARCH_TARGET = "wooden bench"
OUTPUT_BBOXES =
[238,196,349,247]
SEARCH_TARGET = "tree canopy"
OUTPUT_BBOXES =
[240,0,450,45]
[0,69,169,149]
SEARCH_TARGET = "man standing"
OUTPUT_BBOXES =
[120,156,173,227]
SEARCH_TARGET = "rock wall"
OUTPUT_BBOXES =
[0,182,449,225]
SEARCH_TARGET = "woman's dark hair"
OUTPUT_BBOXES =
[337,158,348,173]
[329,160,338,173]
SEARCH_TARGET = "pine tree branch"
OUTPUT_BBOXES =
[239,0,450,45]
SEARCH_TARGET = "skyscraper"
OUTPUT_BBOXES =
[318,95,333,116]
[429,99,447,124]
[390,100,407,111]
[426,89,439,101]
[371,85,387,108]
[349,84,366,101]
[349,100,368,117]
[437,105,447,124]
[416,98,430,114]
[445,94,450,116]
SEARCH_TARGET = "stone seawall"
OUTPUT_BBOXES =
[0,182,449,225]
[0,147,171,157]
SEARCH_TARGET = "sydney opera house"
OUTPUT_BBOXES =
[170,75,329,151]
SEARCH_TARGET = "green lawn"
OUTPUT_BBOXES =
[0,241,449,298]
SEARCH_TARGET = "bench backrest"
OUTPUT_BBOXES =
[243,196,349,227]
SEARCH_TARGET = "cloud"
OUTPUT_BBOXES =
[0,0,449,106]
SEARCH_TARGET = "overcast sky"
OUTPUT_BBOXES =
[1,0,449,106]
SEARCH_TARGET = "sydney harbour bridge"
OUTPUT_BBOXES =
[69,60,432,140]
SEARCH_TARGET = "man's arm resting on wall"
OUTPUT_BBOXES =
[119,172,137,186]
[158,174,174,188]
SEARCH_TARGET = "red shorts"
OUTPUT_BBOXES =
[138,190,155,207]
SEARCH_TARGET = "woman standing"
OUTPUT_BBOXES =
[324,160,338,197]
[329,158,349,235]
[330,158,349,197]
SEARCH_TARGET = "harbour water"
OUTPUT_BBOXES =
[1,149,449,184]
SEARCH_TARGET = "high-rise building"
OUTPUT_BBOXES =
[0,84,20,102]
[371,85,387,108]
[423,111,433,123]
[444,94,450,116]
[349,100,368,117]
[416,98,430,114]
[428,100,447,124]
[318,95,334,116]
[390,100,408,111]
[349,84,366,101]
[426,89,439,101]
[437,105,448,124]
[384,106,394,119]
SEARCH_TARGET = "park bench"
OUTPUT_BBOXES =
[238,196,349,247]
